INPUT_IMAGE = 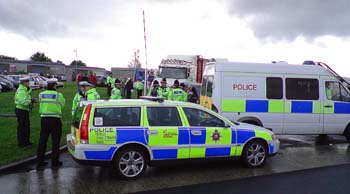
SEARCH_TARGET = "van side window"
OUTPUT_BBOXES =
[286,78,319,100]
[183,107,225,127]
[147,107,182,126]
[266,77,283,99]
[325,81,350,102]
[93,107,141,127]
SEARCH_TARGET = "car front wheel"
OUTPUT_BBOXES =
[114,147,147,179]
[242,140,267,168]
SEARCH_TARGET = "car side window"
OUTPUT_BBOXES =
[147,107,182,126]
[93,107,141,127]
[183,107,225,127]
[326,81,350,102]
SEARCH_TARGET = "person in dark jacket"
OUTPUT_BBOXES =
[90,73,97,85]
[124,78,134,99]
[81,73,89,82]
[187,85,199,103]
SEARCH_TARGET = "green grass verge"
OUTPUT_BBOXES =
[0,82,114,166]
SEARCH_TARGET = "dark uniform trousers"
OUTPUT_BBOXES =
[137,90,143,99]
[15,108,30,146]
[107,84,112,97]
[37,117,62,164]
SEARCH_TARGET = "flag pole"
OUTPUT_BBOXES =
[143,10,148,96]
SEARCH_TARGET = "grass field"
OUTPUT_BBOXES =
[0,82,111,166]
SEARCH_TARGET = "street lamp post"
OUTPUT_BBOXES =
[74,50,78,81]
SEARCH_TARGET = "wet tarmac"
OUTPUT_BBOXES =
[0,135,349,194]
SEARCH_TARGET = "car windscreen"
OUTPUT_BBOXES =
[159,67,187,79]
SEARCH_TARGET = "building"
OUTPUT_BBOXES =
[0,59,65,75]
[0,59,106,81]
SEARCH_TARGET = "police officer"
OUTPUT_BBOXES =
[135,79,144,98]
[81,81,100,100]
[168,80,187,102]
[159,78,171,99]
[14,76,35,147]
[106,73,113,97]
[36,78,65,169]
[148,80,160,97]
[111,80,122,99]
[71,82,87,117]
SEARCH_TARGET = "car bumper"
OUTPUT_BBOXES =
[268,139,280,156]
[67,134,117,161]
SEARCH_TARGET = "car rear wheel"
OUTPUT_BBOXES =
[344,125,350,143]
[242,140,267,167]
[113,147,147,179]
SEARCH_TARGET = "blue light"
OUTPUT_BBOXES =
[303,60,316,65]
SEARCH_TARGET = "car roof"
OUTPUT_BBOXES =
[81,99,203,108]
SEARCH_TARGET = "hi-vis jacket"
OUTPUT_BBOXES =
[14,84,32,111]
[39,90,65,118]
[86,88,100,100]
[111,88,122,99]
[168,88,187,102]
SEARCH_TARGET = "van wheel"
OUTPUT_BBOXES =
[113,147,147,179]
[344,126,350,143]
[242,140,267,168]
[242,121,261,127]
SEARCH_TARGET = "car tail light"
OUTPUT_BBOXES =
[80,104,92,144]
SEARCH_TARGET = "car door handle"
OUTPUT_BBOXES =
[148,130,158,135]
[324,105,333,108]
[191,130,202,136]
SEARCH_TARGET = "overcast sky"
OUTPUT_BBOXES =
[1,0,350,76]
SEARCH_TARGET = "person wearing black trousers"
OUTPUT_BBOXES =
[125,78,134,99]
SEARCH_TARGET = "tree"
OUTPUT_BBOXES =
[30,52,52,62]
[70,60,87,67]
[128,49,141,68]
[0,54,16,60]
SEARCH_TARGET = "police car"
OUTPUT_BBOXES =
[67,97,279,179]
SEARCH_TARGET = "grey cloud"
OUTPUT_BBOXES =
[225,0,350,40]
[0,0,121,39]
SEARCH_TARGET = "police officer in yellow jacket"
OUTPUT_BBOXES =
[71,82,87,117]
[36,78,65,170]
[106,73,113,97]
[78,81,100,100]
[168,80,187,102]
[14,76,35,147]
[83,81,100,100]
[148,80,160,97]
[111,80,122,99]
[159,78,171,99]
[135,80,144,99]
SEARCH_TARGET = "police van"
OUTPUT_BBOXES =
[200,61,350,141]
[67,97,279,179]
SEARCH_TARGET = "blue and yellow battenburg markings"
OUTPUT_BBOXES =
[84,127,274,160]
[222,99,350,114]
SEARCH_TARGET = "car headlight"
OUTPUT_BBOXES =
[272,134,278,141]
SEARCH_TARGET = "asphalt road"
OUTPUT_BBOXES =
[134,164,350,194]
[0,135,349,194]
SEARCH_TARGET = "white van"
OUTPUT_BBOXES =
[200,61,350,141]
